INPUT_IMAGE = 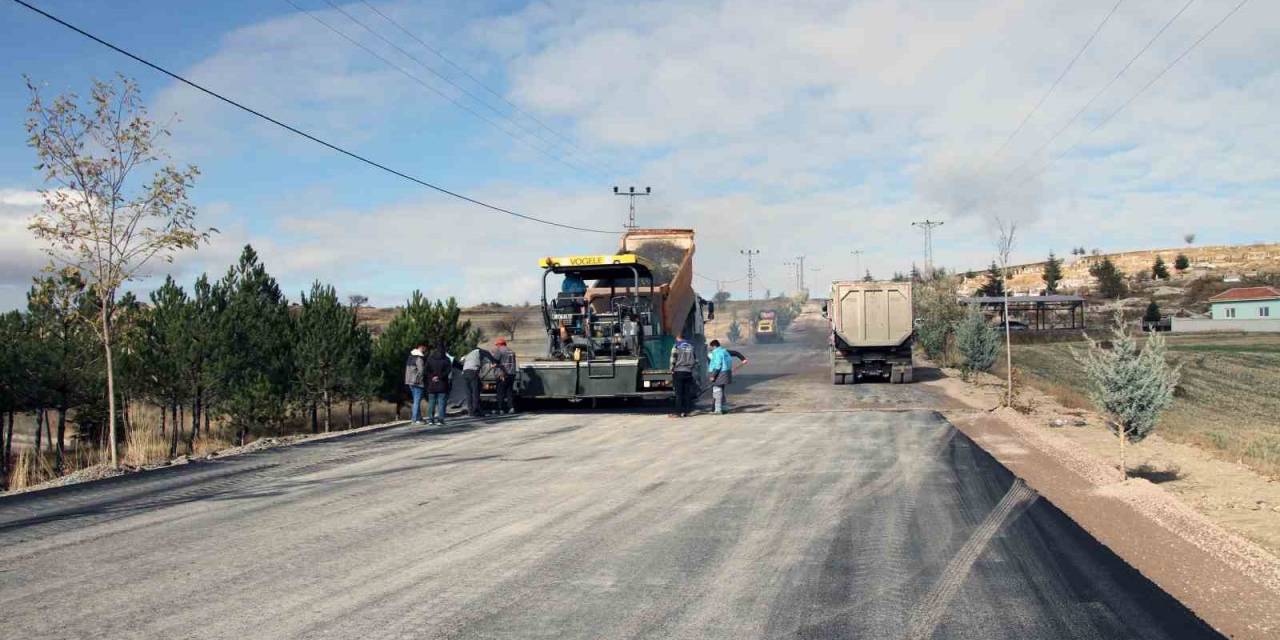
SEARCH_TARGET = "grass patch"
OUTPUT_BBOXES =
[1003,333,1280,478]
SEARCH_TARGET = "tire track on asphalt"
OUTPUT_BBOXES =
[902,478,1039,640]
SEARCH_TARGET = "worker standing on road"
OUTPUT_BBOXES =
[460,345,499,416]
[493,337,518,415]
[669,333,698,418]
[404,342,428,425]
[707,340,749,415]
[424,343,453,426]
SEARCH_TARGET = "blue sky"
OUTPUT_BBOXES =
[1,0,1277,310]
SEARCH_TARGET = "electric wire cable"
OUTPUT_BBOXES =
[357,0,619,178]
[1011,0,1252,189]
[988,0,1125,160]
[1003,0,1197,180]
[314,0,605,178]
[7,0,617,235]
[285,0,595,178]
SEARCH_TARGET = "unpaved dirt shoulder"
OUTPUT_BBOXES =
[922,370,1280,639]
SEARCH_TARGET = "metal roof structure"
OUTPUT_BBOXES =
[958,294,1087,331]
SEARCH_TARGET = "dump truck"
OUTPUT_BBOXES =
[514,228,712,402]
[753,310,782,343]
[823,280,914,384]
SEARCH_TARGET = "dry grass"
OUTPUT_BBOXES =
[1003,333,1280,477]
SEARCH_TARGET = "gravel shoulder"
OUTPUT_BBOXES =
[930,369,1280,639]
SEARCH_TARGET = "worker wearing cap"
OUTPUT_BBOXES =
[493,337,518,414]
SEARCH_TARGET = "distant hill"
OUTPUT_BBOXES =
[958,242,1280,296]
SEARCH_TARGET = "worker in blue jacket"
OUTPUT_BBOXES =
[707,340,748,415]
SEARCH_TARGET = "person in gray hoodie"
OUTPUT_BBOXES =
[459,345,500,416]
[404,343,427,424]
[493,337,518,414]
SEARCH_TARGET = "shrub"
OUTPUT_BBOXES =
[1073,313,1180,480]
[1089,258,1127,299]
[1152,255,1170,280]
[956,303,1000,379]
[914,273,963,363]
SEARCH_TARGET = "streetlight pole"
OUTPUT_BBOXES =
[740,249,760,301]
[850,249,864,279]
[613,186,651,229]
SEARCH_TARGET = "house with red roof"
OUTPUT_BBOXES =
[1208,286,1280,320]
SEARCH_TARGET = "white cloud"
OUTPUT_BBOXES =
[9,0,1277,310]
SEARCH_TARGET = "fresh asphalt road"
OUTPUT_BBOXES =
[0,318,1219,639]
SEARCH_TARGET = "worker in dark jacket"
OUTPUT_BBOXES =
[669,333,698,418]
[424,344,453,426]
[404,343,428,424]
[493,337,518,415]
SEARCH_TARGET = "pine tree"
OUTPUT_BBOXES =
[863,270,874,282]
[184,275,219,447]
[27,269,99,470]
[0,311,30,486]
[910,264,922,282]
[1152,255,1170,280]
[956,303,1000,379]
[1074,314,1180,480]
[141,277,192,456]
[1174,254,1190,272]
[295,282,357,433]
[1089,258,1127,299]
[1042,253,1063,294]
[1143,301,1161,325]
[977,261,1005,297]
[211,246,295,444]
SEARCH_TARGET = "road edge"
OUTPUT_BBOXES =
[929,372,1280,640]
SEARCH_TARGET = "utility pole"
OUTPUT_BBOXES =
[613,186,650,229]
[850,249,864,279]
[795,256,806,292]
[740,249,760,301]
[783,261,798,293]
[911,219,944,272]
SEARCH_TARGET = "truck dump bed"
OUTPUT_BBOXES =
[618,229,696,337]
[829,281,914,348]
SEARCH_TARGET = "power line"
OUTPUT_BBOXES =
[694,273,745,285]
[314,0,605,177]
[356,0,615,176]
[989,0,1125,160]
[284,0,595,178]
[6,0,617,235]
[1003,0,1197,179]
[1016,0,1251,186]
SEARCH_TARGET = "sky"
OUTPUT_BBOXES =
[0,0,1277,310]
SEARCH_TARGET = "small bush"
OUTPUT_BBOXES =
[956,303,1000,379]
[1074,313,1180,479]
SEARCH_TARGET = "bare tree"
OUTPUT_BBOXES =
[25,76,212,468]
[993,217,1017,407]
[494,307,529,340]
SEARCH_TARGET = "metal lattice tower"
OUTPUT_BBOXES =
[911,220,944,271]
